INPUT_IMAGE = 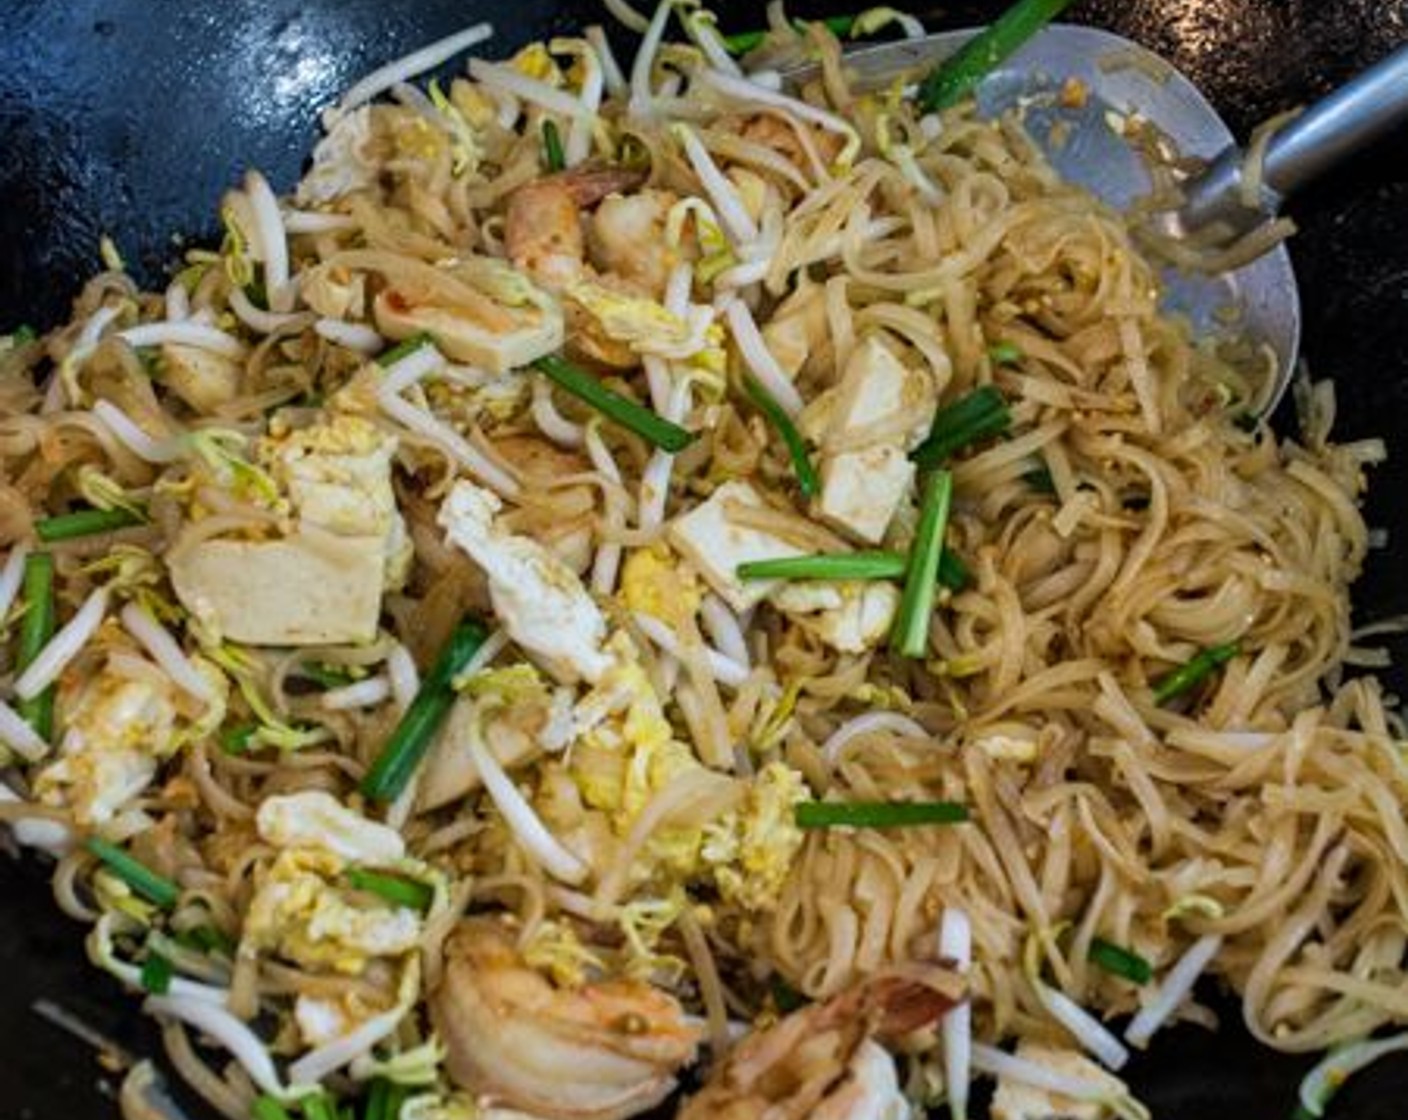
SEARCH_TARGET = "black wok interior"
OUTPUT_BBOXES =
[2,1,1407,1116]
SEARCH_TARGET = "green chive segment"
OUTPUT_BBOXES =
[743,376,819,499]
[917,0,1077,112]
[361,619,489,803]
[533,355,695,453]
[299,1092,339,1120]
[16,552,57,740]
[796,800,969,828]
[364,1079,409,1120]
[891,470,954,658]
[376,332,435,368]
[1151,641,1240,705]
[252,1096,294,1120]
[140,951,174,994]
[737,549,969,592]
[723,14,856,54]
[85,837,181,909]
[346,868,435,913]
[542,119,566,172]
[35,506,146,542]
[1088,937,1152,984]
[298,662,359,690]
[988,341,1023,365]
[911,385,1012,469]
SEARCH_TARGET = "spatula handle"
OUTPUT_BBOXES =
[1180,42,1408,233]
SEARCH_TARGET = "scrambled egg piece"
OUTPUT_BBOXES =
[439,480,611,684]
[36,652,223,828]
[256,791,406,864]
[263,413,412,590]
[245,849,421,975]
[566,281,714,362]
[701,762,807,912]
[298,106,377,206]
[568,636,808,910]
[620,544,703,629]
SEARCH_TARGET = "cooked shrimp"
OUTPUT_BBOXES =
[587,189,691,300]
[432,918,702,1120]
[506,166,645,292]
[678,969,963,1120]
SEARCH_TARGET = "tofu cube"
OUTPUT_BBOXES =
[169,533,385,646]
[817,444,916,546]
[811,335,935,544]
[666,481,804,611]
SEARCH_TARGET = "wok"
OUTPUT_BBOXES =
[2,1,1407,1116]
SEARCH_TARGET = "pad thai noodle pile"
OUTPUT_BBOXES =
[1,3,1404,1119]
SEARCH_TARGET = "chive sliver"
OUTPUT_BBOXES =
[1088,937,1153,984]
[298,662,359,690]
[85,837,181,909]
[988,341,1024,365]
[361,618,489,803]
[140,951,174,994]
[533,355,695,453]
[737,548,969,592]
[345,868,435,913]
[253,1097,295,1120]
[744,376,819,499]
[299,1092,340,1120]
[917,0,1077,112]
[723,13,855,54]
[17,552,56,740]
[1152,641,1240,705]
[376,332,435,367]
[911,385,1011,469]
[891,470,953,658]
[542,119,566,172]
[35,506,146,543]
[796,800,969,828]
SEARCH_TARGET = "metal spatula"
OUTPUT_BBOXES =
[794,25,1408,415]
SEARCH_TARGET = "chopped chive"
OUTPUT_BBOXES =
[1023,466,1056,494]
[35,506,147,543]
[1088,937,1152,984]
[16,552,56,741]
[376,332,434,367]
[300,1092,339,1120]
[770,976,809,1013]
[917,0,1077,112]
[542,119,566,172]
[219,723,257,754]
[1232,410,1260,433]
[737,549,969,592]
[346,868,435,913]
[723,14,856,55]
[910,385,1012,469]
[744,376,819,499]
[1152,641,1241,706]
[988,341,1023,365]
[298,661,359,690]
[253,1097,295,1120]
[891,470,953,658]
[363,1078,410,1120]
[140,951,174,994]
[533,354,695,453]
[362,618,490,803]
[244,278,270,311]
[85,837,180,909]
[173,925,237,957]
[796,800,969,828]
[11,324,37,345]
[739,551,906,582]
